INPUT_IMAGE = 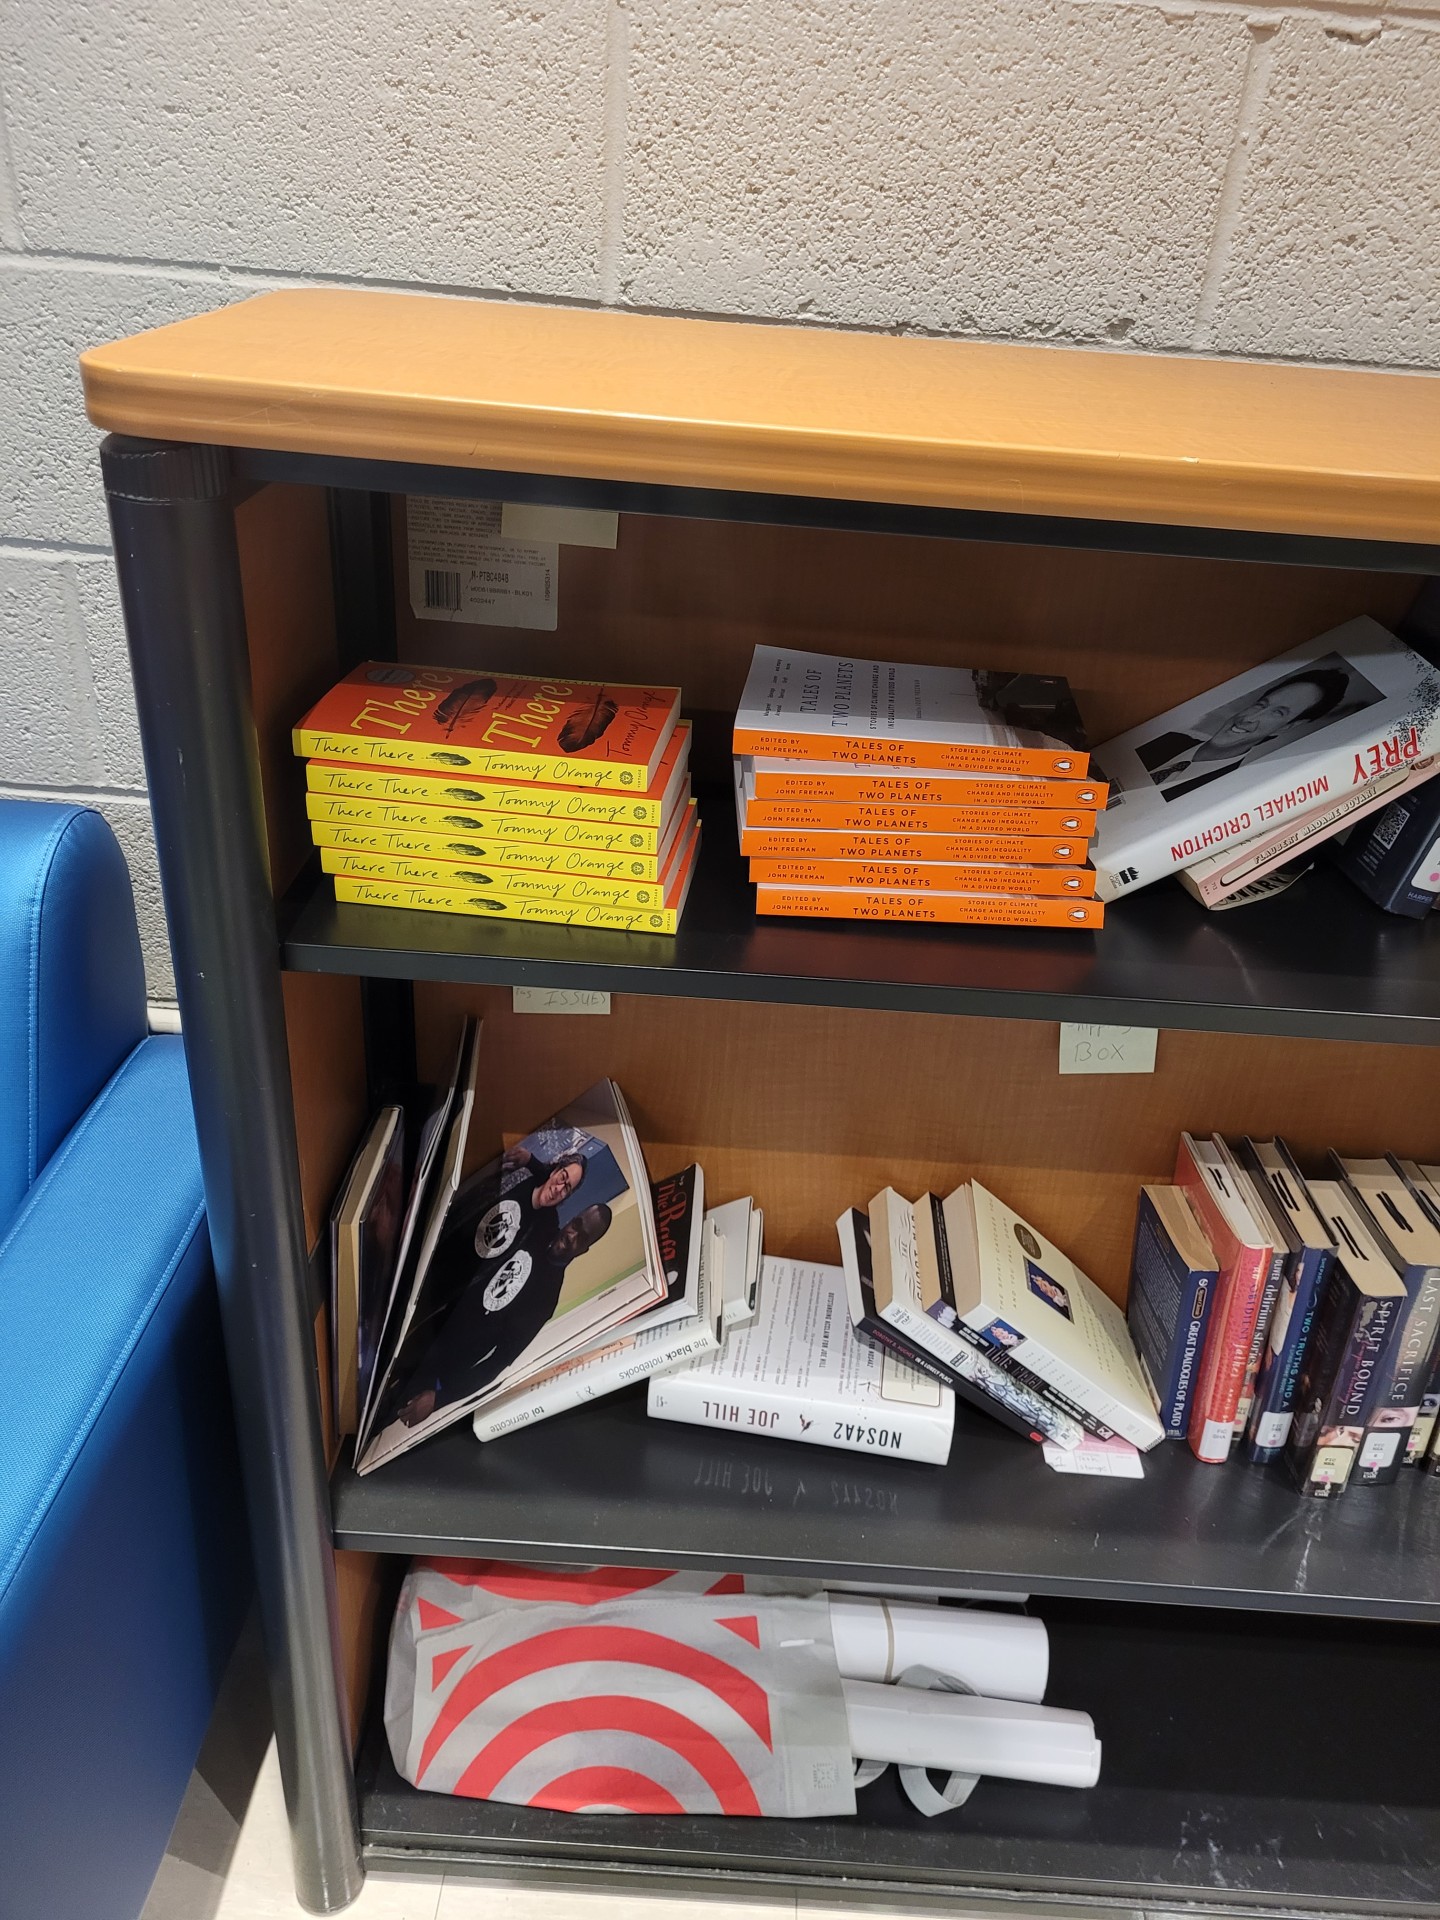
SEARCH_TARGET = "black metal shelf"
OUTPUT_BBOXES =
[281,787,1440,1045]
[331,1393,1440,1622]
[358,1597,1440,1913]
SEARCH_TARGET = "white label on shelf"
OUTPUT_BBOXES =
[501,501,619,548]
[1042,1435,1145,1478]
[512,987,612,1015]
[407,495,558,630]
[1057,1024,1158,1075]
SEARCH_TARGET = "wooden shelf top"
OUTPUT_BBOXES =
[82,288,1440,543]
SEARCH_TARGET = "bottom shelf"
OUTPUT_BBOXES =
[358,1598,1440,1913]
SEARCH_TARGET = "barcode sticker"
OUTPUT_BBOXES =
[407,496,558,630]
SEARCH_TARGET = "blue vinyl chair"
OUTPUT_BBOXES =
[0,799,250,1920]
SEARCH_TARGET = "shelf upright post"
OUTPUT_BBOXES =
[100,436,365,1915]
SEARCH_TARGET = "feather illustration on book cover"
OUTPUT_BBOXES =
[294,662,680,789]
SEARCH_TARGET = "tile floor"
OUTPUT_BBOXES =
[140,1617,1146,1920]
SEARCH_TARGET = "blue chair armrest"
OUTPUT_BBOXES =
[0,800,147,1232]
[0,1033,249,1920]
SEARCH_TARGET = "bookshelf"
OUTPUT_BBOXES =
[83,290,1440,1916]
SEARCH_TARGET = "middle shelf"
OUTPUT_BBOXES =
[281,760,1440,1046]
[329,1393,1440,1621]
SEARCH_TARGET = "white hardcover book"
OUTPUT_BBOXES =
[1092,619,1440,901]
[648,1257,954,1464]
[952,1182,1165,1450]
[473,1213,724,1442]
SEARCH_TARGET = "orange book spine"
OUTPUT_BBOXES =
[755,886,1104,929]
[739,828,1091,864]
[732,728,1089,779]
[748,769,1107,809]
[747,857,1097,896]
[744,798,1097,836]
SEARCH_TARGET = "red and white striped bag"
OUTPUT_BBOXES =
[385,1559,856,1817]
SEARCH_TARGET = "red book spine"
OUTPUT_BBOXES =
[1175,1148,1271,1464]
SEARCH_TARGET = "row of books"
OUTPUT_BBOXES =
[330,1035,762,1471]
[731,647,1106,930]
[293,663,700,932]
[1130,1138,1440,1497]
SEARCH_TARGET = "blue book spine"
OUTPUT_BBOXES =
[1245,1243,1334,1465]
[1127,1191,1216,1439]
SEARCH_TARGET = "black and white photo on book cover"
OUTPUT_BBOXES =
[357,1077,656,1472]
[1132,652,1385,802]
[1093,618,1440,899]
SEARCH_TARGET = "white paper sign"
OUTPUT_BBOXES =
[1043,1435,1145,1478]
[500,502,618,548]
[407,496,557,630]
[1057,1024,1158,1076]
[511,987,612,1015]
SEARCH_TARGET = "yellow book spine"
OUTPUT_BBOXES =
[312,823,673,880]
[305,793,670,851]
[305,761,667,824]
[293,728,645,791]
[321,849,670,907]
[333,875,680,934]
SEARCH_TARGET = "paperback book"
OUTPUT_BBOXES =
[358,1074,664,1473]
[470,1165,724,1442]
[743,759,1107,810]
[837,1201,1066,1446]
[329,1105,405,1438]
[319,808,693,907]
[753,886,1103,929]
[332,818,698,933]
[307,720,691,824]
[747,857,1096,896]
[1092,619,1440,900]
[294,662,681,790]
[740,827,1092,866]
[649,1256,956,1464]
[945,1182,1164,1450]
[733,647,1091,777]
[308,798,687,854]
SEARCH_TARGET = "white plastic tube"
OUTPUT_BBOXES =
[829,1598,1049,1703]
[843,1680,1101,1788]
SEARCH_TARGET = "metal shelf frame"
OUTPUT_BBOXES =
[99,427,1440,1917]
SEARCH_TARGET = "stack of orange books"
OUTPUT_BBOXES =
[293,663,698,934]
[732,647,1105,930]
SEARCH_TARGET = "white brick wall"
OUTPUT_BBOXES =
[1,0,1437,995]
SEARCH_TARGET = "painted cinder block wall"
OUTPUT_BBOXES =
[2,0,1437,995]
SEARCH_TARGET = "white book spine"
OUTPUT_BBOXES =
[646,1369,951,1465]
[1094,727,1433,901]
[474,1318,720,1442]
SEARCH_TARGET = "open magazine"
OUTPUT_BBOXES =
[356,1070,664,1474]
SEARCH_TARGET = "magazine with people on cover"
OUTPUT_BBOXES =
[357,1075,664,1473]
[1091,619,1440,901]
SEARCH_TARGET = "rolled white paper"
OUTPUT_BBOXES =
[829,1598,1049,1703]
[843,1680,1101,1789]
